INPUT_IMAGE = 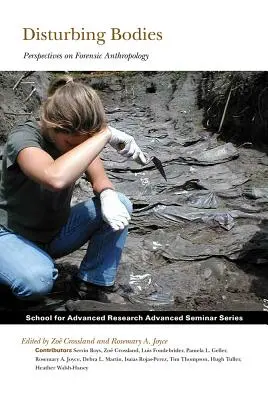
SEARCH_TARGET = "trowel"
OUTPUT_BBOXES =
[144,154,167,181]
[118,142,167,181]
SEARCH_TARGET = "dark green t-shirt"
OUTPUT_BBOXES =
[0,120,74,243]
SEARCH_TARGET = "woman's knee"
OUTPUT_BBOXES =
[13,270,56,299]
[117,193,133,215]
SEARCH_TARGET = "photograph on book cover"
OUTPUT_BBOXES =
[0,70,267,313]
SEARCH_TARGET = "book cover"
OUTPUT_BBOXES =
[0,1,267,399]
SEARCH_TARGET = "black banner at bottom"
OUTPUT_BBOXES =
[0,311,267,324]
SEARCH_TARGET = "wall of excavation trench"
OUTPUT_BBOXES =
[1,71,268,311]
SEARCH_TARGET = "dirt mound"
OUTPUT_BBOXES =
[0,71,51,144]
[198,71,268,146]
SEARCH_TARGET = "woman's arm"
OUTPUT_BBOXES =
[17,130,111,191]
[85,156,131,231]
[85,156,114,194]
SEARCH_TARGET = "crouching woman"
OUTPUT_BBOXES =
[0,75,146,304]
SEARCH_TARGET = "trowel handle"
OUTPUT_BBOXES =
[118,142,126,151]
[118,142,151,165]
[118,142,125,150]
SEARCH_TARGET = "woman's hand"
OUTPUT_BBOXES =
[100,189,131,231]
[108,126,147,165]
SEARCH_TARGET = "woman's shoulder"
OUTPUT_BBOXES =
[7,119,43,145]
[7,119,60,159]
[10,119,41,136]
[3,119,44,169]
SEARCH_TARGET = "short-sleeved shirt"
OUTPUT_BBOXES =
[0,120,74,243]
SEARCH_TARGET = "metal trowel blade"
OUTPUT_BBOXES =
[152,156,167,181]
